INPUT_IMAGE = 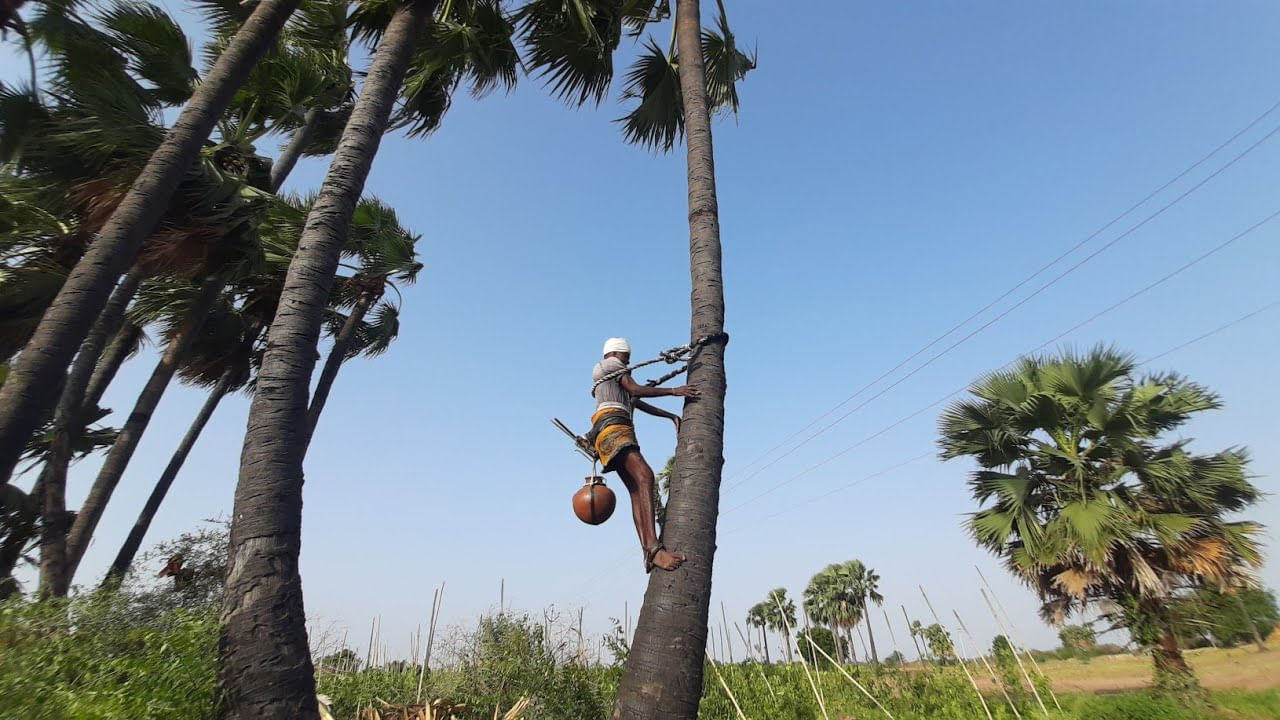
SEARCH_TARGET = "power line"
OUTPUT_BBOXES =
[721,298,1280,532]
[721,100,1280,492]
[721,117,1280,497]
[721,209,1278,515]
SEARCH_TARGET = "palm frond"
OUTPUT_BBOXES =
[617,37,680,151]
[515,0,622,106]
[98,1,198,106]
[700,0,754,118]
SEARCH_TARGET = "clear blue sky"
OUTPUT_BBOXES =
[5,1,1279,661]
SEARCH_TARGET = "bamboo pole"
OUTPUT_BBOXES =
[955,609,1023,719]
[902,605,928,665]
[980,588,1049,717]
[976,568,1063,711]
[722,602,735,663]
[882,607,899,659]
[775,593,829,720]
[802,629,896,719]
[707,650,749,720]
[919,587,992,720]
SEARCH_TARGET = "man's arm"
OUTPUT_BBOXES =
[620,374,700,399]
[634,399,678,420]
[635,399,682,433]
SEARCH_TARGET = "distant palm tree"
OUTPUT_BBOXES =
[804,564,860,663]
[762,587,796,663]
[844,560,884,663]
[745,602,770,663]
[939,346,1265,684]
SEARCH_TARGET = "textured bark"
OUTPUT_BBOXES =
[36,268,142,595]
[102,370,233,585]
[0,0,300,482]
[612,1,728,716]
[303,291,374,447]
[1153,627,1192,674]
[85,322,144,412]
[216,4,435,718]
[866,615,879,664]
[64,276,223,581]
[270,108,320,193]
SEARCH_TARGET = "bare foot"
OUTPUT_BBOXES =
[650,549,686,572]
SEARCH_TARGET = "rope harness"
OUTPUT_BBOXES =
[589,332,730,396]
[553,332,729,465]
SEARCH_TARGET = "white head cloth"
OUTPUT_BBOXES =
[603,337,631,356]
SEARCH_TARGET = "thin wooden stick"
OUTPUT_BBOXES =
[955,609,1023,719]
[976,568,1063,711]
[365,617,377,670]
[802,630,896,719]
[722,602,735,664]
[775,594,828,720]
[980,588,1049,717]
[707,650,749,720]
[882,607,899,659]
[902,605,928,665]
[919,587,992,720]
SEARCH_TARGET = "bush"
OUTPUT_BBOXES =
[0,593,218,720]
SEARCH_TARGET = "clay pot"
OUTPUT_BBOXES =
[573,476,616,525]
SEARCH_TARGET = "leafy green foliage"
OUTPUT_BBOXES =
[0,594,218,719]
[939,347,1266,674]
[795,626,835,665]
[1173,586,1279,649]
[1059,624,1097,656]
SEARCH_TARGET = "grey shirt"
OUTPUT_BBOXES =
[593,357,633,415]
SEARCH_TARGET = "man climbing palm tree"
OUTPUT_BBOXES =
[590,338,698,573]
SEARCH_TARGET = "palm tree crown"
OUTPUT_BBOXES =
[939,346,1263,674]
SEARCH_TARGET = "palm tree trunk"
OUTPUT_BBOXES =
[612,2,729,716]
[846,626,857,663]
[1152,627,1193,675]
[611,0,732,712]
[36,267,143,596]
[101,368,234,586]
[0,0,299,483]
[63,276,222,581]
[217,4,436,718]
[761,628,770,664]
[866,612,879,664]
[303,290,374,447]
[85,322,144,412]
[782,628,793,663]
[270,108,320,193]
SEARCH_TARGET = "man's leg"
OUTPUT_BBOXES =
[615,448,685,572]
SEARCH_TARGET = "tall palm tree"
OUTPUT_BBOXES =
[516,1,752,714]
[939,347,1264,683]
[217,3,515,715]
[304,197,420,445]
[1,2,269,592]
[103,195,418,584]
[0,0,300,483]
[55,2,359,593]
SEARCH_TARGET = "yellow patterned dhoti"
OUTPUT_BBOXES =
[590,407,639,472]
